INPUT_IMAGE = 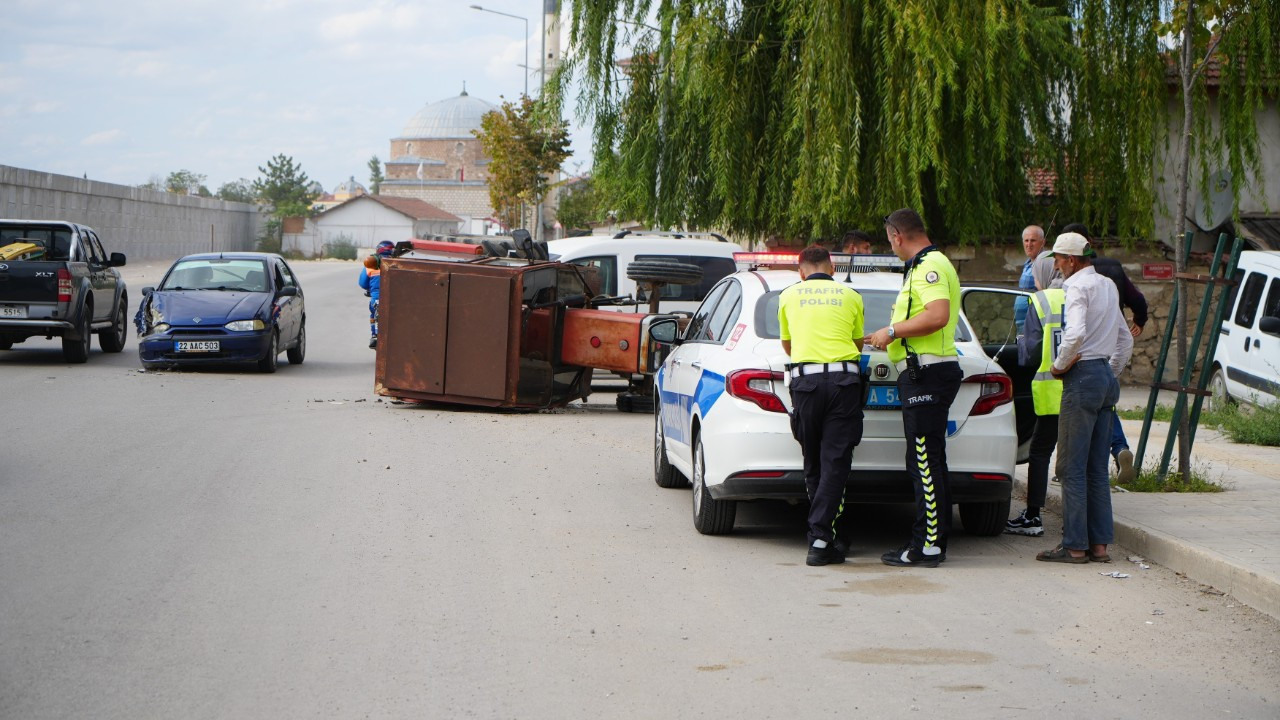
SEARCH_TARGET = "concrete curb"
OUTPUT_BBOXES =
[1014,475,1280,623]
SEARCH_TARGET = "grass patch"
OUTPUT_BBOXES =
[1113,464,1227,493]
[1216,401,1280,446]
[1118,403,1238,431]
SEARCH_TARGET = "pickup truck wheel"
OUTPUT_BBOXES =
[286,322,306,365]
[692,435,736,535]
[98,299,128,353]
[959,499,1011,537]
[257,330,278,373]
[62,308,91,363]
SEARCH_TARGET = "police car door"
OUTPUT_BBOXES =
[960,287,1035,456]
[660,281,731,468]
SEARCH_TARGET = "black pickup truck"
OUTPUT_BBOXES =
[0,220,129,362]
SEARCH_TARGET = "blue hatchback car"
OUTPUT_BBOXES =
[135,252,305,372]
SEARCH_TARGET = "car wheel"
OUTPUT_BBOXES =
[98,298,128,353]
[959,499,1011,537]
[257,329,278,373]
[691,434,735,535]
[1207,365,1231,413]
[654,403,687,488]
[286,321,306,365]
[62,306,91,363]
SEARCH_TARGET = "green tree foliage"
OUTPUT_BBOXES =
[165,169,207,195]
[474,96,573,230]
[555,176,605,233]
[216,179,257,204]
[252,154,318,220]
[562,1,1280,242]
[368,155,384,195]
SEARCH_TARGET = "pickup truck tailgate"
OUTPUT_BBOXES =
[0,262,59,304]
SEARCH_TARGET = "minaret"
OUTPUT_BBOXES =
[540,0,560,93]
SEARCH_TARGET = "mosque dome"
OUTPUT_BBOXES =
[399,90,499,140]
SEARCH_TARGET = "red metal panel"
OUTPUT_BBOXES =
[444,273,513,400]
[377,261,448,395]
[560,308,646,373]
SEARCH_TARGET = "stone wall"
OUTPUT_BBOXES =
[0,165,263,260]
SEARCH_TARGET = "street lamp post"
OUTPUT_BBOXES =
[469,5,528,97]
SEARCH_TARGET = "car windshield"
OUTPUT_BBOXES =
[754,288,898,339]
[160,259,270,292]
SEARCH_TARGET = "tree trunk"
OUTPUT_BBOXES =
[1172,2,1196,483]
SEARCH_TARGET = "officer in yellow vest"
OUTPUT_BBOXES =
[1007,252,1064,537]
[778,245,866,566]
[865,209,963,567]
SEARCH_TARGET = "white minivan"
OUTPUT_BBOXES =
[1210,250,1280,408]
[548,232,742,314]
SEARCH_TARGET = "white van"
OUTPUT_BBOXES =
[548,232,742,314]
[1210,250,1280,408]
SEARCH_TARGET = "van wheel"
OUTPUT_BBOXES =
[62,307,91,363]
[1207,366,1231,412]
[626,260,704,286]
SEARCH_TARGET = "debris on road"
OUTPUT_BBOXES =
[1100,571,1130,578]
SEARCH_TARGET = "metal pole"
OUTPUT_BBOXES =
[1188,235,1244,447]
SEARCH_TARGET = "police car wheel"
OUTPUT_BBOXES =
[959,499,1011,537]
[691,435,736,535]
[626,260,704,286]
[654,403,687,488]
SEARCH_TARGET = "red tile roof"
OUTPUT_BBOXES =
[333,194,461,222]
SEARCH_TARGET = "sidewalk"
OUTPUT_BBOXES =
[1016,385,1280,622]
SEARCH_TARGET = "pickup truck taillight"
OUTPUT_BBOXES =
[726,369,787,413]
[56,268,72,302]
[965,373,1013,416]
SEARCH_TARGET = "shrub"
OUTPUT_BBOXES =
[324,234,357,260]
[1217,401,1280,446]
[1113,462,1226,493]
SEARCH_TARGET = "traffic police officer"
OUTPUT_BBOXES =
[865,209,963,568]
[778,245,866,566]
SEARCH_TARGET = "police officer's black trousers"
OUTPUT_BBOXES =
[788,371,864,546]
[897,362,963,553]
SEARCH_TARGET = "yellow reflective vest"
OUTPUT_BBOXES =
[1030,289,1065,415]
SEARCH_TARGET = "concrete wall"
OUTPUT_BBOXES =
[0,164,264,260]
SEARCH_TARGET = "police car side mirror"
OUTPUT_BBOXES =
[649,318,681,345]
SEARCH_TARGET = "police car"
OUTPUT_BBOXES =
[649,252,1031,536]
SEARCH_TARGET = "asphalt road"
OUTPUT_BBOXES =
[2,259,1278,718]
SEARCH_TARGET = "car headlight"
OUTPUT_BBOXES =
[224,319,266,331]
[152,323,171,334]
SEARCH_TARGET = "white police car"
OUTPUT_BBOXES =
[649,252,1031,536]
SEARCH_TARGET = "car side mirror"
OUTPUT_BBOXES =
[141,286,154,296]
[648,318,681,345]
[109,252,127,267]
[278,286,299,297]
[1260,316,1280,336]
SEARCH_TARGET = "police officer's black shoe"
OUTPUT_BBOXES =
[369,337,378,349]
[881,544,945,568]
[806,543,846,567]
[832,536,851,560]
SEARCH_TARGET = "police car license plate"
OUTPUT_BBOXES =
[176,341,219,352]
[1,305,26,318]
[866,385,901,409]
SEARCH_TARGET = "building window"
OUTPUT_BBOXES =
[455,142,465,157]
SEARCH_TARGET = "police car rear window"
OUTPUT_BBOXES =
[754,289,898,339]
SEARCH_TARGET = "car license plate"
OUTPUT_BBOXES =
[866,385,901,409]
[175,341,219,352]
[1,305,27,318]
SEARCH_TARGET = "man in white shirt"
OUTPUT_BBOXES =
[1036,232,1133,564]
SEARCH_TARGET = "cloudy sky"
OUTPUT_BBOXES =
[1,0,590,194]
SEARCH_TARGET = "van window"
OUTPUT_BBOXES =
[1234,272,1268,329]
[1265,278,1280,322]
[1223,268,1244,319]
[568,256,617,296]
[635,255,736,303]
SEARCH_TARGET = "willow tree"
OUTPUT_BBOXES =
[560,1,1278,246]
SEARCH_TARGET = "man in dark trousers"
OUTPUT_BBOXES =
[778,246,866,566]
[1061,223,1145,484]
[865,208,963,568]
